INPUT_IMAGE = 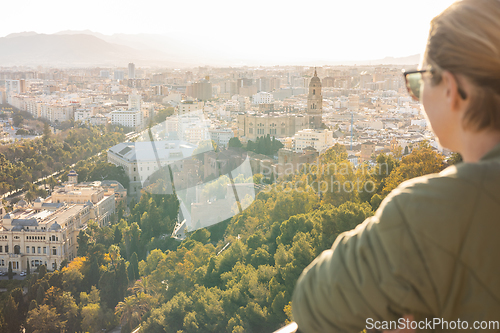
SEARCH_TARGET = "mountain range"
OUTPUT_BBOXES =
[0,31,420,68]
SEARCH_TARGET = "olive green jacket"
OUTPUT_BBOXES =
[292,144,500,332]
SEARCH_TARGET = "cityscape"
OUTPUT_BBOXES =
[0,1,464,332]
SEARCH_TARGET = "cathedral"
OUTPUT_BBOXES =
[307,68,323,129]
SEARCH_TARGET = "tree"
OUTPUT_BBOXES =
[381,141,445,196]
[115,293,153,333]
[448,152,463,165]
[8,261,13,280]
[228,137,243,148]
[38,264,47,279]
[190,229,210,244]
[128,252,139,281]
[42,122,51,143]
[26,304,66,333]
[28,299,37,311]
[77,230,90,257]
[27,259,31,276]
[3,295,22,333]
[36,285,45,305]
[87,258,100,288]
[13,113,24,127]
[114,225,123,244]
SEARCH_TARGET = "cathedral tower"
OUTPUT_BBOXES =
[307,68,323,129]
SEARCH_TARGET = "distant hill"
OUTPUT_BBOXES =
[0,33,193,67]
[0,31,421,68]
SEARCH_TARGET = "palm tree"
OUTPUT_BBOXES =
[129,277,156,296]
[115,293,153,332]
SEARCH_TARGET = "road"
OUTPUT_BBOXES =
[0,127,142,201]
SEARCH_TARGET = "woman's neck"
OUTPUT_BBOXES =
[459,130,500,162]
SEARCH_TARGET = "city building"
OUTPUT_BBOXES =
[128,91,141,111]
[360,141,376,162]
[186,77,212,101]
[237,112,308,140]
[0,173,115,274]
[128,63,136,79]
[209,128,234,148]
[110,109,143,129]
[177,100,202,116]
[295,129,334,153]
[307,69,323,129]
[100,70,110,78]
[114,70,125,81]
[107,140,197,196]
[252,92,274,104]
[277,148,319,179]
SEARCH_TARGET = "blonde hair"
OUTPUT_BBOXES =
[424,0,500,131]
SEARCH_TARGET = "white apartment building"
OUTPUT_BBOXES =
[88,114,108,126]
[75,108,92,122]
[252,92,274,104]
[128,92,141,111]
[295,129,334,153]
[110,109,143,129]
[5,80,23,104]
[114,70,125,81]
[209,128,234,148]
[177,114,211,145]
[40,104,74,123]
[177,100,203,116]
[25,99,42,118]
[100,70,110,78]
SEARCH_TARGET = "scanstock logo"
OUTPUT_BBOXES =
[135,111,255,238]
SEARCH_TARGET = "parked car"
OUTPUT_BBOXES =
[20,271,26,277]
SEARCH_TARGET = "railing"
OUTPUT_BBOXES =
[273,322,299,333]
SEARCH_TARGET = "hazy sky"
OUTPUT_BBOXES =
[3,0,457,64]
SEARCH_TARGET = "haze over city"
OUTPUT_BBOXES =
[2,0,456,66]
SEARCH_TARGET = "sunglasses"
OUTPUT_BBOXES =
[403,69,467,102]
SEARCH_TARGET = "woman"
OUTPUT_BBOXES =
[292,0,500,332]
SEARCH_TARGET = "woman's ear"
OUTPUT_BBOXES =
[441,71,465,113]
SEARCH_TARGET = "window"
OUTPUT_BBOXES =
[0,246,2,253]
[32,246,35,253]
[5,246,8,253]
[43,247,47,254]
[38,247,41,254]
[26,246,30,253]
[52,248,57,255]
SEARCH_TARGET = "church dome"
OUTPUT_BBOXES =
[309,68,321,85]
[310,76,321,84]
[49,222,62,231]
